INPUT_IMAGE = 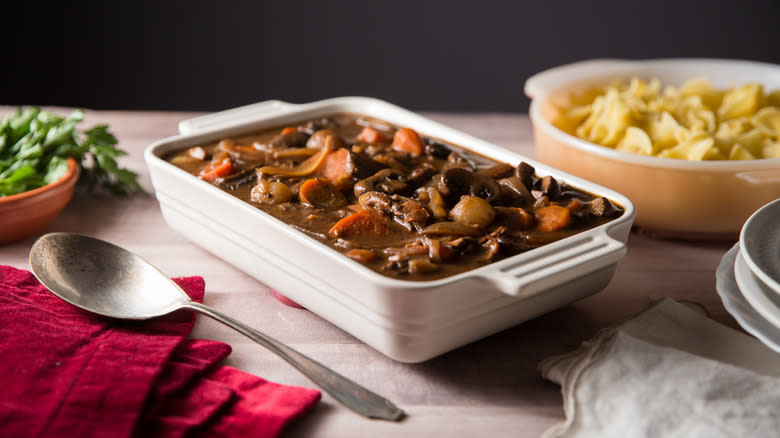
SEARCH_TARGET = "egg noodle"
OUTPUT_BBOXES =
[554,78,780,160]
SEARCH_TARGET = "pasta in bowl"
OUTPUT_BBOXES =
[525,59,780,238]
[556,77,780,160]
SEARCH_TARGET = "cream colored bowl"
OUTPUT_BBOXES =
[526,59,780,238]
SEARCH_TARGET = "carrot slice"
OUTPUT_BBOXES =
[391,128,424,156]
[317,147,353,190]
[495,206,535,230]
[280,126,297,135]
[299,177,346,209]
[329,209,391,238]
[199,158,233,182]
[534,205,572,232]
[357,126,387,144]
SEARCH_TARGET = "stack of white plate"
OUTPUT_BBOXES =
[716,198,780,353]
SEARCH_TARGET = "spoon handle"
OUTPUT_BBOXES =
[183,301,405,421]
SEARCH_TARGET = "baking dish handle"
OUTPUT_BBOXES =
[178,100,297,135]
[482,232,626,299]
[524,59,632,99]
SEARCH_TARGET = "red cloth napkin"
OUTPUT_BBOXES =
[0,265,320,438]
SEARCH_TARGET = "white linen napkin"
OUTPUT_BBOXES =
[539,298,780,438]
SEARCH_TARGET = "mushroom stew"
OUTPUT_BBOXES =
[165,114,623,280]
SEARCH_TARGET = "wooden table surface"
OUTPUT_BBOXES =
[0,108,741,437]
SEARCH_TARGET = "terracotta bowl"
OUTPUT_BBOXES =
[0,158,79,244]
[525,59,780,239]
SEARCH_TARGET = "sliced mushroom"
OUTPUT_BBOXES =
[446,151,473,170]
[424,237,443,262]
[395,199,431,231]
[478,162,514,179]
[566,198,586,217]
[219,166,259,190]
[586,197,619,217]
[349,154,389,180]
[538,175,561,200]
[382,155,412,174]
[358,191,393,211]
[476,236,501,261]
[436,168,501,204]
[270,131,310,149]
[354,168,409,197]
[306,129,346,150]
[498,176,533,203]
[494,232,534,253]
[425,141,451,159]
[440,236,480,257]
[515,162,536,190]
[416,186,448,220]
[359,191,430,231]
[431,170,459,199]
[406,164,435,189]
[381,259,408,274]
[299,177,346,209]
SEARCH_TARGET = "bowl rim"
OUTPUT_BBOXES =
[0,157,79,204]
[526,58,780,171]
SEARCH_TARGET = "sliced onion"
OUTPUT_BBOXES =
[420,221,481,236]
[273,148,320,159]
[258,144,330,177]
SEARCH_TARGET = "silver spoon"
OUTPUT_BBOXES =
[29,232,404,422]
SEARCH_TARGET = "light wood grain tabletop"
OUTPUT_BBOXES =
[0,108,740,437]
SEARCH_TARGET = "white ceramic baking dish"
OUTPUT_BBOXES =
[145,97,635,362]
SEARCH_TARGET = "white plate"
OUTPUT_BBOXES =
[734,250,780,329]
[715,244,780,353]
[740,198,780,295]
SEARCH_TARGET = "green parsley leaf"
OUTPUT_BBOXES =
[0,107,143,197]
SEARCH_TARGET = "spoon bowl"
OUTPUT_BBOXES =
[30,232,189,319]
[29,232,404,422]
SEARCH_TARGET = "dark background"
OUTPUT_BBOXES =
[2,1,778,113]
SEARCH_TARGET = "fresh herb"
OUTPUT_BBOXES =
[0,107,143,196]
